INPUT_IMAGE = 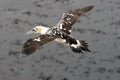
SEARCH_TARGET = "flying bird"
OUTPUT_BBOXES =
[22,5,93,55]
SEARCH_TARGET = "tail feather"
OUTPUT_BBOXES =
[55,34,91,53]
[70,40,91,53]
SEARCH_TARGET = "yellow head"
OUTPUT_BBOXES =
[25,26,43,35]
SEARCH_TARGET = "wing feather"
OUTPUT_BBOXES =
[55,5,93,34]
[22,35,55,55]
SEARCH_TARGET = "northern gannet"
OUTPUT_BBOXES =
[22,5,93,55]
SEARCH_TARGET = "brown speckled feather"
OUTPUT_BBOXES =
[56,5,93,34]
[22,35,55,55]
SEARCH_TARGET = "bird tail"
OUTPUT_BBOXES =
[62,34,91,53]
[70,39,91,53]
[55,33,91,53]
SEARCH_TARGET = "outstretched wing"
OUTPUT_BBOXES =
[22,35,55,55]
[55,5,93,34]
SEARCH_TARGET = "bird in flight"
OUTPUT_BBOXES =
[22,5,93,55]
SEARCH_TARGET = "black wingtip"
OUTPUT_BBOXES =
[22,42,38,55]
[87,5,94,10]
[22,47,34,55]
[74,5,94,16]
[80,5,94,13]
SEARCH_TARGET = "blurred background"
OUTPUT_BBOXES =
[0,0,120,80]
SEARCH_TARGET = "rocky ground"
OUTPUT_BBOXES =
[0,0,120,80]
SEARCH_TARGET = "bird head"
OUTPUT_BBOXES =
[25,26,44,35]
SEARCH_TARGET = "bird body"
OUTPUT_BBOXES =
[22,5,94,55]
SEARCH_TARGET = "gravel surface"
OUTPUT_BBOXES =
[0,0,120,80]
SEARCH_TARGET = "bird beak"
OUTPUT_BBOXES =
[25,30,34,35]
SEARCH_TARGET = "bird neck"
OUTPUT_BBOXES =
[40,27,50,34]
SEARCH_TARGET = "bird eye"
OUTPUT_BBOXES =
[32,29,36,31]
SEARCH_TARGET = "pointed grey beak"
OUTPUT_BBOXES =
[25,30,34,35]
